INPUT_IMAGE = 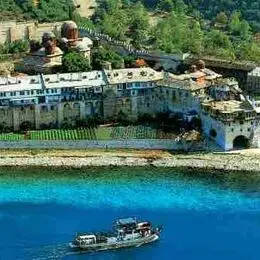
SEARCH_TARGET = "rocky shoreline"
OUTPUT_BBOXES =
[0,149,259,172]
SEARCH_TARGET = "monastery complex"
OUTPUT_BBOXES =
[0,63,259,151]
[1,20,260,151]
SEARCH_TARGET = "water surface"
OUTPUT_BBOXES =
[0,167,260,259]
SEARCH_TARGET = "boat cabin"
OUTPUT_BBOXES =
[76,234,96,245]
[137,222,151,230]
[116,217,137,230]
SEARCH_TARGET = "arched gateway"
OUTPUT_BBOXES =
[233,135,249,149]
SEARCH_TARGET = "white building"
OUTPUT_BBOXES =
[0,67,258,151]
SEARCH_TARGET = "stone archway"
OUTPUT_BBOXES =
[233,135,249,149]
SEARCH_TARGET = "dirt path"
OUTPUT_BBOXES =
[73,0,97,18]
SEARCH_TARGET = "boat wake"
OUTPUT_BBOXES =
[24,243,84,260]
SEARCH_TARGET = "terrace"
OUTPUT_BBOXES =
[0,125,180,141]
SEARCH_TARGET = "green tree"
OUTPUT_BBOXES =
[185,21,204,54]
[235,41,260,62]
[157,0,174,12]
[128,2,150,48]
[101,11,129,40]
[154,12,202,54]
[215,12,228,25]
[8,40,29,54]
[204,29,235,59]
[173,0,187,13]
[62,52,91,73]
[91,47,124,70]
[229,11,251,40]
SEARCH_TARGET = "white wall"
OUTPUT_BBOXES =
[0,139,207,151]
[201,112,253,150]
[201,113,226,149]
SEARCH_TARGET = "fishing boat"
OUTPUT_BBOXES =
[69,217,162,252]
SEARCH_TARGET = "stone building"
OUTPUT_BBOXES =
[102,68,164,120]
[0,71,105,131]
[246,67,260,93]
[22,21,92,73]
[0,66,258,150]
[0,20,63,44]
[23,32,64,73]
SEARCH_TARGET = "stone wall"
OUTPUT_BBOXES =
[0,139,206,151]
[0,20,63,44]
[0,100,102,131]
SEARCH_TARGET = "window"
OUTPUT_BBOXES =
[20,91,25,95]
[117,84,123,90]
[41,106,47,112]
[172,91,176,100]
[46,89,50,94]
[135,82,141,88]
[31,90,34,95]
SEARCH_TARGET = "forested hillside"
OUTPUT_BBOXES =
[0,0,72,22]
[138,0,260,32]
[185,0,260,32]
[78,0,260,63]
[1,0,260,63]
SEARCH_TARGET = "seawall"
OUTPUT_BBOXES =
[0,139,206,150]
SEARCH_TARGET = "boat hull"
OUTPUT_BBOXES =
[69,234,159,252]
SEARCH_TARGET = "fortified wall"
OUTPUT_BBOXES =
[0,20,64,44]
[0,100,102,132]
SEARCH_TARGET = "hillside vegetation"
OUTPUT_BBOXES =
[0,0,72,22]
[79,0,260,63]
[1,0,260,63]
[138,0,260,32]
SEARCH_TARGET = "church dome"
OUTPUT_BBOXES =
[61,21,79,40]
[42,31,55,45]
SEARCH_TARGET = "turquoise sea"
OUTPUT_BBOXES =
[0,167,260,259]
